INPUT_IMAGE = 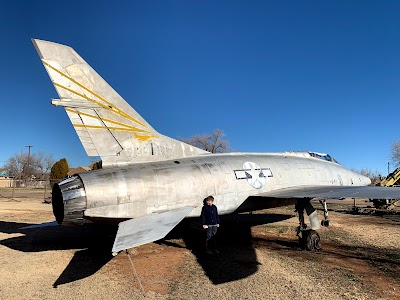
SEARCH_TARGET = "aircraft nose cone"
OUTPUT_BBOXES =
[363,175,371,185]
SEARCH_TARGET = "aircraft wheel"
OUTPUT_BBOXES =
[321,220,330,227]
[303,229,321,251]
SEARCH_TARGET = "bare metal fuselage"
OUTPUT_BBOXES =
[34,39,388,253]
[53,152,369,226]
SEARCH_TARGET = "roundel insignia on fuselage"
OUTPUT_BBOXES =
[234,162,273,189]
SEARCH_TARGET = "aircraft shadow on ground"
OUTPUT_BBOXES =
[0,221,116,287]
[0,213,295,286]
[160,213,294,285]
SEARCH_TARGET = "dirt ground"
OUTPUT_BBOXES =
[0,188,399,299]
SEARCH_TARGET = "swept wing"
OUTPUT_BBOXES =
[112,207,195,255]
[258,185,400,200]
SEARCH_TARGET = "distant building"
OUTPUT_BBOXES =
[67,166,92,177]
[0,168,12,187]
[0,168,9,178]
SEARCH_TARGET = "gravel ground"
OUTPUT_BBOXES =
[0,190,399,299]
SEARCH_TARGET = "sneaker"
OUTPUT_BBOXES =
[213,249,220,254]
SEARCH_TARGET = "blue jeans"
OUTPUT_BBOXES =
[205,225,218,250]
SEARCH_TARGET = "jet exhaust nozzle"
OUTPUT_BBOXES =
[52,176,87,225]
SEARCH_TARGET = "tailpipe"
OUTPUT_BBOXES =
[52,176,87,225]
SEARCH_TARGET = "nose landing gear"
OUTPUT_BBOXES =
[319,199,331,227]
[295,198,329,251]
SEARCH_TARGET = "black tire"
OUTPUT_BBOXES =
[321,220,330,227]
[304,229,321,251]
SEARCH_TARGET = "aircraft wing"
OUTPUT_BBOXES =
[258,185,400,200]
[112,206,195,255]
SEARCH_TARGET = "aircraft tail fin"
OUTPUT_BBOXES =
[32,39,208,166]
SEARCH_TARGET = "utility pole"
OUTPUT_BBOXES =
[19,149,22,181]
[388,162,390,176]
[25,145,33,183]
[18,148,23,188]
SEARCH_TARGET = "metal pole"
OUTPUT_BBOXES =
[18,149,22,187]
[125,250,145,295]
[388,162,390,176]
[25,145,33,187]
[11,178,16,200]
[43,181,48,202]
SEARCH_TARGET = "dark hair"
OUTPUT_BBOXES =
[203,195,214,205]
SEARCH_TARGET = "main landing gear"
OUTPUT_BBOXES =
[295,198,330,251]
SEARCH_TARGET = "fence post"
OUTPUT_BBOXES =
[43,181,48,202]
[11,178,16,200]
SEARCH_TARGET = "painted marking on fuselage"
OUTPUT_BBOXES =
[234,162,273,189]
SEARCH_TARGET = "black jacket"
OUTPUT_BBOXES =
[201,204,220,225]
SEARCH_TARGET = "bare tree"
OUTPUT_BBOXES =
[3,151,55,179]
[33,151,55,179]
[391,141,400,167]
[180,129,230,153]
[3,154,24,178]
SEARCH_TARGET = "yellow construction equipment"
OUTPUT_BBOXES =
[373,167,400,209]
[377,167,400,187]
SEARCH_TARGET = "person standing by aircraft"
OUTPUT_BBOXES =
[201,196,220,254]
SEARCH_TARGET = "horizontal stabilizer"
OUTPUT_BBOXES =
[112,206,195,255]
[260,185,400,200]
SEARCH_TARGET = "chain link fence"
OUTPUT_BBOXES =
[0,178,62,202]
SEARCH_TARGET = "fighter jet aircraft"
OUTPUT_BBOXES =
[32,39,400,255]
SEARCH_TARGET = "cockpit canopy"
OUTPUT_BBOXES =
[309,152,339,164]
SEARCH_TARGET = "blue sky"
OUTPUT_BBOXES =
[0,1,399,175]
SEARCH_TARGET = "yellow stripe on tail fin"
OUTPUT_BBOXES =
[33,39,208,166]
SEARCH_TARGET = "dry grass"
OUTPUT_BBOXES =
[0,191,399,299]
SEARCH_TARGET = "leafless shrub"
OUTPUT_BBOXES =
[3,151,54,180]
[391,141,400,167]
[352,168,382,185]
[180,129,231,153]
